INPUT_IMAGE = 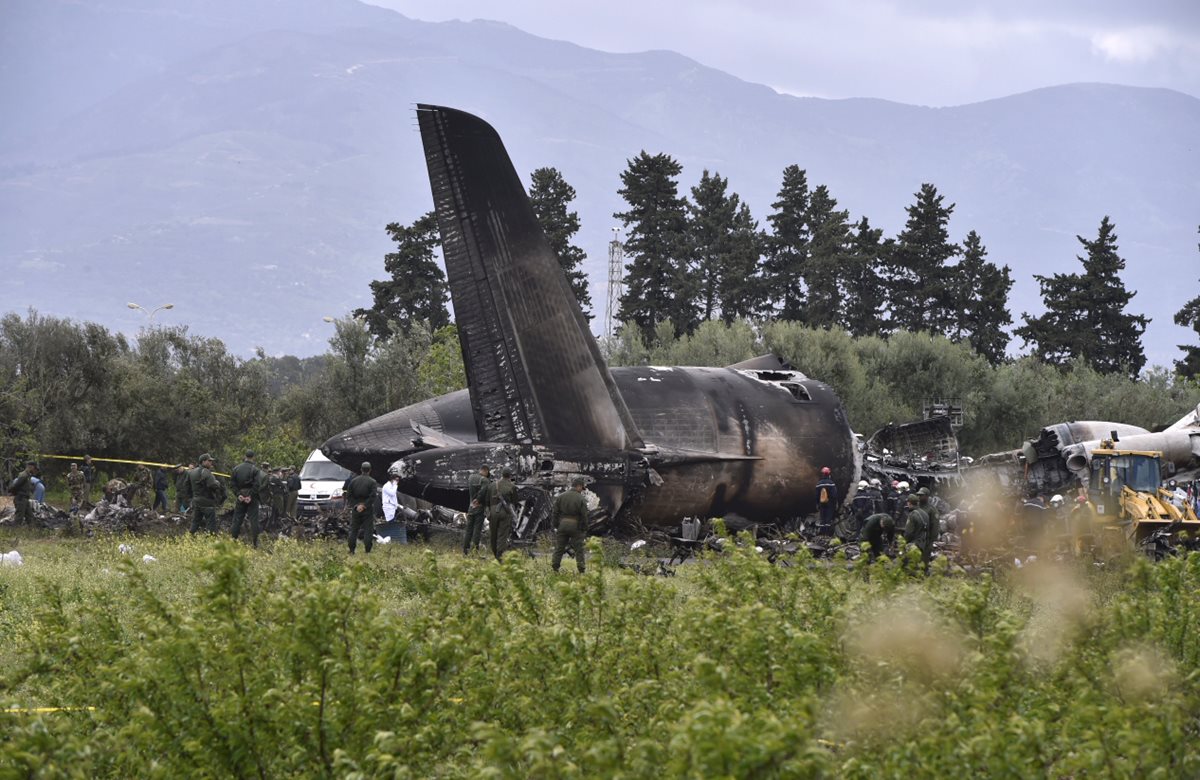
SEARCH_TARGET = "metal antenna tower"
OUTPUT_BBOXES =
[604,227,624,341]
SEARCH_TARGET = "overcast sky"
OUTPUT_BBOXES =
[369,0,1200,105]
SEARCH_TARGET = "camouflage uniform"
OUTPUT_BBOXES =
[903,502,933,571]
[66,465,86,510]
[132,465,153,508]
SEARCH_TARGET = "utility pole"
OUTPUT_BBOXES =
[605,227,624,341]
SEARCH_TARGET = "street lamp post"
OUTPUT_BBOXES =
[127,302,175,321]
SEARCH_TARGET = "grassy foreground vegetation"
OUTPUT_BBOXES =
[2,534,1200,778]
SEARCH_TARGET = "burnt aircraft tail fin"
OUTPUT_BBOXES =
[416,105,644,450]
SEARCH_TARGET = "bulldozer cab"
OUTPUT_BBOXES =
[1088,448,1162,517]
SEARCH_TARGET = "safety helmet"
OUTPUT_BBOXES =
[821,466,831,476]
[897,481,910,491]
[869,478,881,488]
[857,480,868,489]
[1049,494,1064,507]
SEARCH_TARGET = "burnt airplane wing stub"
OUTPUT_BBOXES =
[416,104,643,451]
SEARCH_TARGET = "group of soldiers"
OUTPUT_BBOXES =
[462,464,588,572]
[832,473,941,569]
[179,451,303,547]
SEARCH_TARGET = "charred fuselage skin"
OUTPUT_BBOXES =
[324,365,857,527]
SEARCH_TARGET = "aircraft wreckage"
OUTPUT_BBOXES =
[324,105,957,537]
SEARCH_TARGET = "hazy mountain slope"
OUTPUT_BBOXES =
[2,0,1197,364]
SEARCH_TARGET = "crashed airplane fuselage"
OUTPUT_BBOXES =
[323,105,858,529]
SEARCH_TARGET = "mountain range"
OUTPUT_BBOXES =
[2,0,1198,365]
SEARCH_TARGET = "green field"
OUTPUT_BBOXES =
[2,532,1199,778]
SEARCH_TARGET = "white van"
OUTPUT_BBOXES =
[297,449,353,517]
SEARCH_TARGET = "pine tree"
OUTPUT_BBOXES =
[355,212,448,338]
[719,203,765,324]
[686,170,764,323]
[840,216,889,337]
[1173,226,1200,378]
[529,167,591,318]
[1016,216,1149,376]
[888,183,960,333]
[803,185,852,329]
[951,230,1013,365]
[763,165,810,321]
[614,152,694,337]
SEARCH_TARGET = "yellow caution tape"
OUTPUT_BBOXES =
[4,706,96,714]
[35,454,231,478]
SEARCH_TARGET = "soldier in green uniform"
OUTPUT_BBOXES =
[859,512,895,562]
[7,461,38,524]
[345,462,378,555]
[551,477,589,573]
[917,486,940,555]
[486,467,518,560]
[81,455,96,505]
[185,454,223,534]
[267,466,286,522]
[229,450,266,547]
[902,494,932,572]
[284,467,300,517]
[464,464,491,555]
[66,462,86,511]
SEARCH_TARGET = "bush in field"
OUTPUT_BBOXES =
[3,538,1200,777]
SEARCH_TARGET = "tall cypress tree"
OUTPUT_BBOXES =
[840,216,890,337]
[763,165,810,321]
[614,152,693,337]
[803,184,852,329]
[719,203,765,324]
[686,170,764,324]
[1016,216,1149,376]
[1173,226,1200,378]
[529,167,591,318]
[355,212,448,338]
[888,183,960,334]
[688,170,740,322]
[951,230,1013,365]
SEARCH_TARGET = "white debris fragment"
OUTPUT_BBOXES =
[1014,558,1023,569]
[141,554,157,563]
[631,540,647,550]
[119,543,133,555]
[373,534,392,544]
[1,550,23,566]
[755,546,764,553]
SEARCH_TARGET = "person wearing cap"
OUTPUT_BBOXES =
[230,450,267,547]
[464,464,491,555]
[916,486,940,554]
[552,477,589,573]
[7,461,38,524]
[66,462,86,512]
[345,462,378,555]
[186,454,223,534]
[814,466,838,535]
[859,512,895,563]
[485,467,518,560]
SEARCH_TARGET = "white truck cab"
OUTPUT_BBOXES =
[297,449,352,517]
